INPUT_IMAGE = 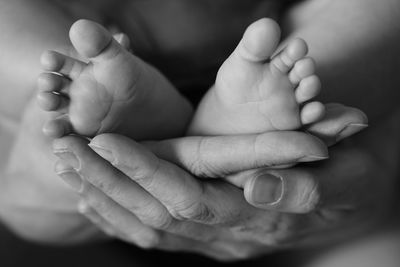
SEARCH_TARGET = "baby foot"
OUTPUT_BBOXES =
[189,18,324,135]
[37,20,191,139]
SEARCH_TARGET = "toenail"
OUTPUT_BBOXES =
[88,144,115,164]
[336,123,369,142]
[54,150,81,170]
[57,169,83,192]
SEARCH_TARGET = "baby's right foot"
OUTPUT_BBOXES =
[189,18,324,136]
[37,20,192,140]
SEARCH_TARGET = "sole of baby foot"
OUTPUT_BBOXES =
[189,18,325,136]
[38,20,191,139]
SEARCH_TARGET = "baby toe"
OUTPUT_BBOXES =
[37,72,69,93]
[300,101,325,125]
[37,92,62,111]
[239,18,281,62]
[289,57,316,84]
[43,115,73,138]
[295,75,321,103]
[70,19,123,62]
[271,38,308,73]
[37,72,70,111]
[40,50,85,79]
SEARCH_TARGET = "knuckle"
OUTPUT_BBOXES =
[297,173,321,212]
[152,215,173,230]
[188,137,218,178]
[173,200,217,224]
[128,156,161,189]
[96,175,125,198]
[143,211,173,230]
[88,198,109,215]
[134,232,161,249]
[132,199,174,230]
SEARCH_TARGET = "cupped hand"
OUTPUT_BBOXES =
[51,104,397,261]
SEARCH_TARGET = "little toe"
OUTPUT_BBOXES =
[271,38,308,73]
[41,50,86,79]
[43,115,73,138]
[295,75,321,103]
[289,57,316,84]
[300,101,325,125]
[70,19,124,62]
[237,18,281,63]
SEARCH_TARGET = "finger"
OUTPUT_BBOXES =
[239,168,320,213]
[53,136,175,230]
[241,142,380,214]
[77,200,119,238]
[79,186,161,249]
[89,134,255,225]
[55,159,160,247]
[305,103,368,146]
[54,136,225,240]
[79,198,235,259]
[144,131,328,178]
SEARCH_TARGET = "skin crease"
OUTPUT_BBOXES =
[52,106,398,262]
[0,0,400,266]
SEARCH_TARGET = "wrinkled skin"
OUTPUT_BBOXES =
[50,105,400,261]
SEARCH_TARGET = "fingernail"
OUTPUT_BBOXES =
[336,123,368,142]
[57,170,83,192]
[298,154,329,162]
[88,144,115,164]
[252,174,284,205]
[54,150,80,169]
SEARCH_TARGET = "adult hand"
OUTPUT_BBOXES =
[52,104,396,261]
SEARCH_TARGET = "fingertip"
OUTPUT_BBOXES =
[306,104,369,146]
[244,169,321,213]
[43,119,68,138]
[295,131,329,160]
[244,173,284,208]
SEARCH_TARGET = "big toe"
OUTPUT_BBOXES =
[69,19,115,59]
[239,18,281,62]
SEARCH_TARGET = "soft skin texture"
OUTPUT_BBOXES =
[52,107,398,261]
[188,18,324,136]
[38,20,192,139]
[0,0,400,266]
[0,103,363,245]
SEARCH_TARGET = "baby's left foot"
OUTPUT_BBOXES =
[37,20,191,140]
[189,18,324,135]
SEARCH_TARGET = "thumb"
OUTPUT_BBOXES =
[144,131,328,178]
